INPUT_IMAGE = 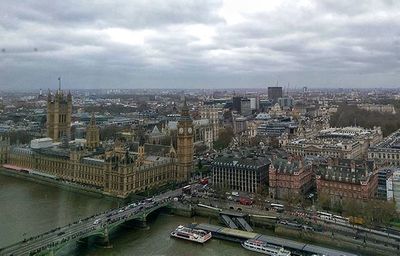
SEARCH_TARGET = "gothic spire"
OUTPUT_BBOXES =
[47,89,52,102]
[179,97,191,121]
[89,112,96,126]
[58,77,61,91]
[137,124,146,146]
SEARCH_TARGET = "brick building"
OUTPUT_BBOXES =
[269,157,314,199]
[315,158,378,201]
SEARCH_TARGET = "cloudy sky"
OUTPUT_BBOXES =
[1,0,399,90]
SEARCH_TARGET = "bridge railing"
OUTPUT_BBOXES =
[0,199,172,256]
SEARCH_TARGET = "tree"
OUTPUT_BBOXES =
[332,200,343,214]
[364,200,398,226]
[317,192,331,211]
[197,159,203,170]
[194,143,208,154]
[213,127,234,150]
[342,198,362,217]
[330,104,400,136]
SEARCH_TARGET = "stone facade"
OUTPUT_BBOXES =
[47,89,72,142]
[286,126,382,159]
[176,98,194,182]
[86,113,100,150]
[199,106,220,142]
[3,100,194,198]
[0,133,9,164]
[368,129,400,167]
[357,103,396,114]
[211,154,270,193]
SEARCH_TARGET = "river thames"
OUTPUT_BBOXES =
[0,174,259,255]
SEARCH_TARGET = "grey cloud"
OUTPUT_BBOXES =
[1,0,400,90]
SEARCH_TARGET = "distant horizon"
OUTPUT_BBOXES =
[1,85,400,94]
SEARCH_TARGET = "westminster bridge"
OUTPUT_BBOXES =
[0,188,182,256]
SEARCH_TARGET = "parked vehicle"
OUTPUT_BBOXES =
[349,216,364,225]
[239,197,253,205]
[199,178,208,185]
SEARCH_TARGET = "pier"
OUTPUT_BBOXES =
[194,223,358,256]
[219,211,253,232]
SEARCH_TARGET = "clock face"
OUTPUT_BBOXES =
[188,127,192,134]
[179,127,184,134]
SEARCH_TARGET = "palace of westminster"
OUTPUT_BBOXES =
[0,89,194,198]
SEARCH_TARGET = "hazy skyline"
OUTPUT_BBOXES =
[1,0,400,90]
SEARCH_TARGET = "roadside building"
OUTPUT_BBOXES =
[377,168,394,201]
[287,126,382,159]
[211,154,270,194]
[393,169,400,211]
[369,129,400,167]
[269,157,314,200]
[315,158,378,201]
[4,100,194,198]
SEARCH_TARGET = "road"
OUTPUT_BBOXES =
[188,192,400,251]
[0,188,183,256]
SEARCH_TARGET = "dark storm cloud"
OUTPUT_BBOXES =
[0,0,399,90]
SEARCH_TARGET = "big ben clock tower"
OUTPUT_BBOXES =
[177,98,194,182]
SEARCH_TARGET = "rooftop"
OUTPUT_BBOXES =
[316,159,376,184]
[270,158,310,174]
[372,130,400,150]
[212,154,270,169]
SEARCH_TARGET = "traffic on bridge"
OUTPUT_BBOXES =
[0,188,183,256]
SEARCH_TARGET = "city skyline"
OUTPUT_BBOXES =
[1,0,400,90]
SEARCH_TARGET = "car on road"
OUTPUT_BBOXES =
[303,225,315,231]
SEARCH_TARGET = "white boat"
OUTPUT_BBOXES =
[170,225,212,243]
[241,239,291,256]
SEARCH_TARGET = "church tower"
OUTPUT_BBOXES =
[177,98,194,181]
[137,124,146,166]
[47,84,72,142]
[86,113,100,150]
[0,133,9,164]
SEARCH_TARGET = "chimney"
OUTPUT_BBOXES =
[328,158,333,169]
[350,160,356,173]
[299,159,303,169]
[288,155,293,164]
[334,157,339,166]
